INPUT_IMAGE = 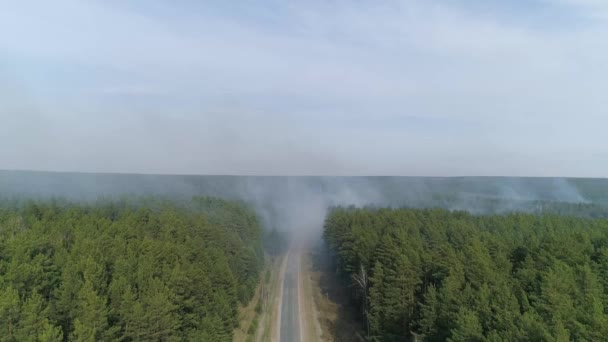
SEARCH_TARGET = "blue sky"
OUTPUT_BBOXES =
[1,0,607,176]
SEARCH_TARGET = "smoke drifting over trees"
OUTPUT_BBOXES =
[1,171,606,235]
[1,170,607,340]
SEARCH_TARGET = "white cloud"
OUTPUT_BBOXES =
[0,0,607,176]
[548,0,608,20]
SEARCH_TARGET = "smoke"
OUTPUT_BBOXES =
[550,178,587,203]
[0,171,601,239]
[239,177,382,239]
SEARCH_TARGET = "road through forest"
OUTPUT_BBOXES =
[272,237,327,342]
[278,248,303,342]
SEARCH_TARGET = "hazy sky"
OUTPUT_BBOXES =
[1,0,607,176]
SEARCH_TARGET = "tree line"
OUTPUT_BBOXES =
[323,207,608,341]
[0,196,263,341]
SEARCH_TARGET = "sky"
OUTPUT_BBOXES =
[1,0,607,177]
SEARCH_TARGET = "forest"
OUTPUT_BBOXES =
[0,196,263,341]
[324,207,608,341]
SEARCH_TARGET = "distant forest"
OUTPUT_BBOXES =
[0,197,263,341]
[324,207,608,341]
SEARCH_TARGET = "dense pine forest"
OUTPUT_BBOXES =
[0,196,263,341]
[2,173,608,341]
[324,207,608,341]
